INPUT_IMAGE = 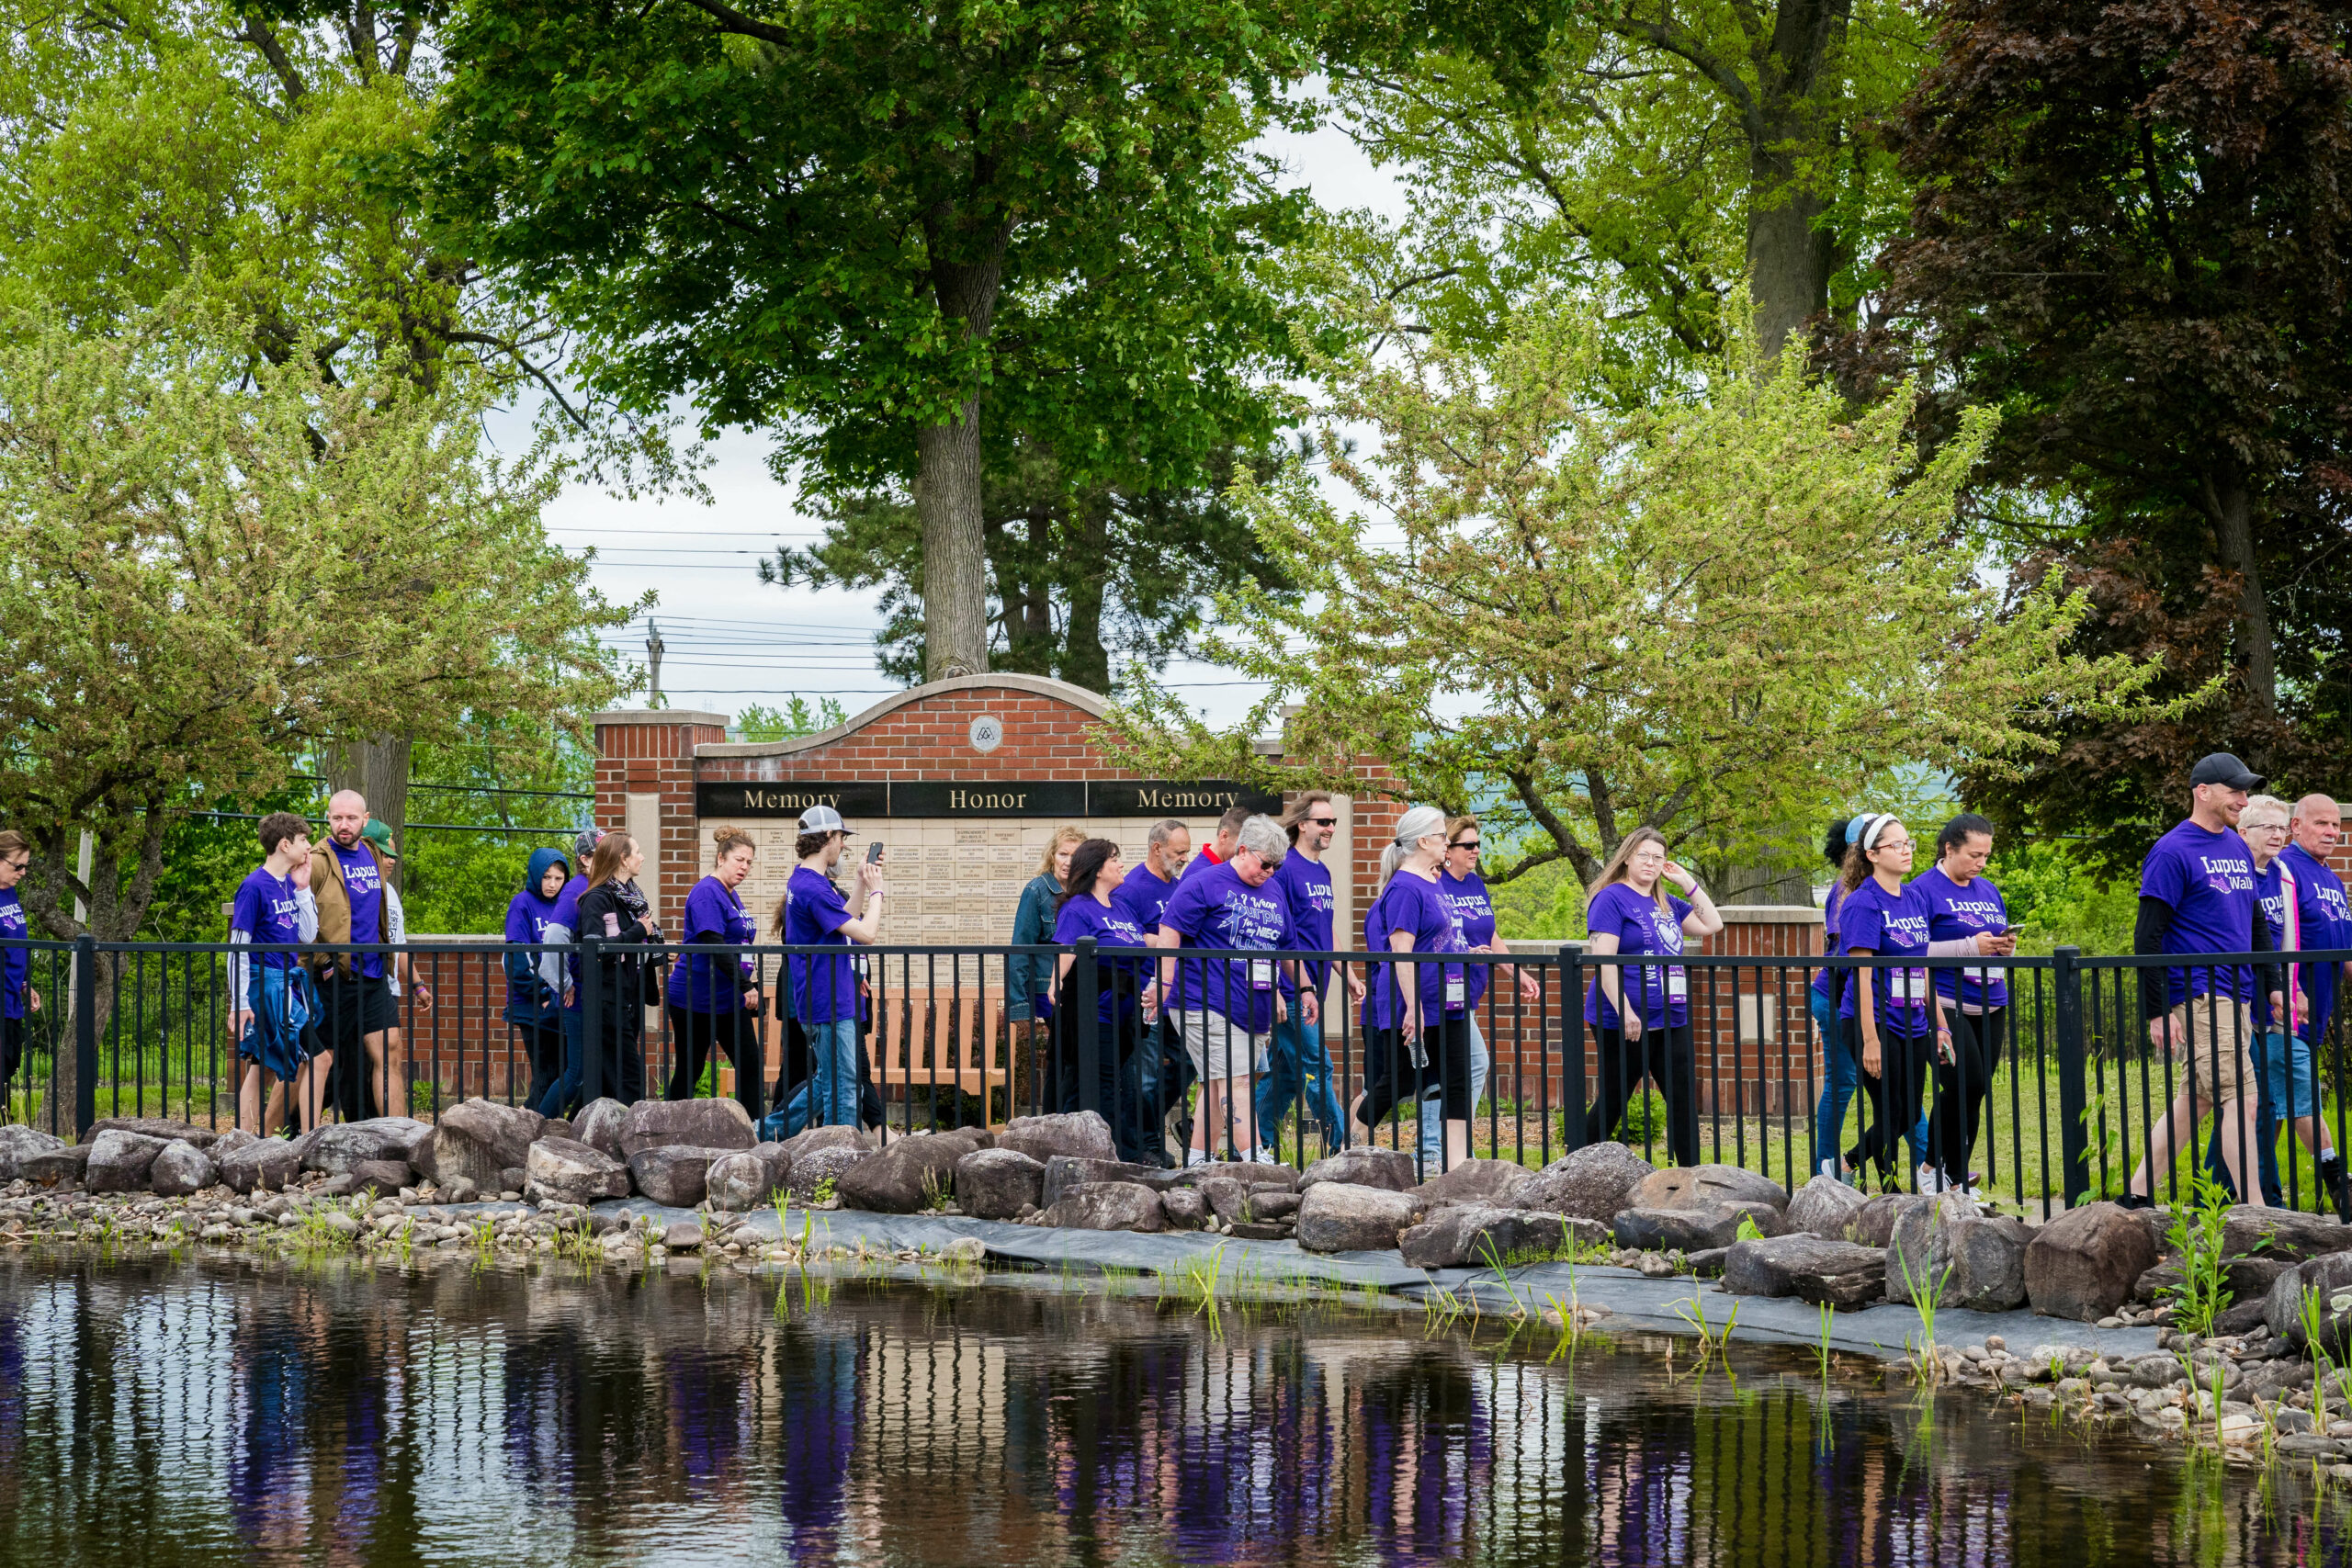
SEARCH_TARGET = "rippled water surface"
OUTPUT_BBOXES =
[0,1252,2344,1566]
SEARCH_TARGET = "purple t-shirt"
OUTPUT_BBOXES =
[1439,869,1500,1013]
[1276,852,1338,995]
[1053,896,1150,1026]
[325,840,386,979]
[1812,882,1846,1003]
[1110,862,1180,935]
[1909,865,2009,1009]
[1837,878,1934,1028]
[0,886,26,1020]
[2283,841,2349,1041]
[550,874,586,1010]
[1582,882,1692,1030]
[1163,860,1291,1033]
[781,865,856,1025]
[1362,872,1466,1032]
[2140,820,2261,1004]
[1178,849,1224,885]
[231,867,304,974]
[668,875,759,1014]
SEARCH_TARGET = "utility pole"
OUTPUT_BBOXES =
[646,620,665,708]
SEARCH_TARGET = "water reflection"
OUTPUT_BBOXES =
[0,1253,2341,1566]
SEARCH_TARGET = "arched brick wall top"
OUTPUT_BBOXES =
[698,673,1108,764]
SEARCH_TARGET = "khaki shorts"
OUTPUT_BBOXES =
[2163,997,2256,1106]
[1176,1010,1271,1084]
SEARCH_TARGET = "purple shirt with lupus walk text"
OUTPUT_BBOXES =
[230,867,305,973]
[2283,840,2350,1042]
[1162,860,1291,1033]
[1908,864,2009,1009]
[2140,820,2261,1003]
[1836,878,1934,1029]
[0,886,26,1019]
[1583,881,1692,1031]
[1439,868,1502,1014]
[1110,861,1180,936]
[326,840,386,979]
[1276,851,1339,996]
[1362,873,1466,1032]
[1053,896,1150,1026]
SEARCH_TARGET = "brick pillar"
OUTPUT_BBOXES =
[1349,760,1403,951]
[593,709,729,932]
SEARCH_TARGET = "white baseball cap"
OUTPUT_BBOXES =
[797,805,852,835]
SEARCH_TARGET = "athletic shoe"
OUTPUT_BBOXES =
[2116,1190,2154,1211]
[2324,1153,2352,1224]
[1917,1165,1946,1195]
[1250,1146,1279,1165]
[1184,1150,1210,1168]
[1818,1157,1840,1183]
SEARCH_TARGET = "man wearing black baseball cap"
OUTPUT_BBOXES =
[2120,752,2284,1208]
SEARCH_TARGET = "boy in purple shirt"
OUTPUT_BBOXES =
[229,812,324,1134]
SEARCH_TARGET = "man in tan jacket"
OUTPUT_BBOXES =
[311,791,431,1120]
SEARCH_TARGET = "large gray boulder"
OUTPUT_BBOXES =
[1295,1183,1423,1253]
[87,1116,217,1147]
[1041,1182,1166,1233]
[2223,1206,2352,1266]
[526,1137,633,1205]
[835,1131,988,1214]
[993,1111,1114,1165]
[572,1098,631,1161]
[1398,1206,1605,1269]
[426,1099,544,1190]
[626,1145,731,1208]
[706,1145,793,1212]
[786,1143,873,1202]
[1612,1202,1783,1254]
[1888,1192,2028,1312]
[20,1142,87,1184]
[1298,1146,1419,1193]
[1041,1155,1163,1209]
[1188,1175,1302,1226]
[2265,1252,2352,1356]
[1516,1143,1657,1222]
[85,1130,169,1193]
[2025,1201,2158,1322]
[1412,1157,1533,1208]
[0,1125,66,1182]
[619,1098,755,1158]
[209,1128,258,1160]
[302,1118,434,1175]
[1722,1235,1889,1308]
[778,1123,873,1163]
[1168,1161,1297,1192]
[1628,1163,1790,1213]
[1783,1175,1870,1241]
[348,1159,412,1194]
[956,1148,1046,1221]
[220,1138,300,1194]
[148,1140,218,1198]
[1849,1192,1933,1249]
[1159,1186,1210,1229]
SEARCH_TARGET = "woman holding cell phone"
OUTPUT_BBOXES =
[1838,814,1954,1193]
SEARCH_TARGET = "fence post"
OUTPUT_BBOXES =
[2053,943,2090,1208]
[1559,943,1587,1153]
[1072,938,1098,1117]
[73,933,96,1139]
[580,935,602,1108]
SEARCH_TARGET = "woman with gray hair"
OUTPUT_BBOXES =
[1158,813,1313,1164]
[1353,807,1477,1173]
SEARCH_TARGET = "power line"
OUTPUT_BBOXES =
[185,810,580,837]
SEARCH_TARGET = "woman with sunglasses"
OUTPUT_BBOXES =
[1430,816,1540,1168]
[1581,826,1723,1165]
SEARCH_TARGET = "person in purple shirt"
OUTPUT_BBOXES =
[502,847,571,1111]
[1159,814,1307,1165]
[1050,839,1159,1132]
[1580,826,1724,1168]
[1425,815,1540,1169]
[775,806,887,1135]
[2121,752,2282,1211]
[1256,792,1363,1156]
[1834,813,1953,1193]
[1353,807,1476,1172]
[313,790,429,1122]
[228,812,325,1134]
[2281,794,2352,1218]
[0,829,39,1110]
[1909,814,2018,1195]
[663,827,768,1116]
[1178,806,1248,884]
[1112,818,1193,1167]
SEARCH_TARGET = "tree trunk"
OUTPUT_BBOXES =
[916,403,991,681]
[1060,497,1113,694]
[1745,0,1849,360]
[2208,475,2278,716]
[322,735,412,888]
[1747,176,1835,361]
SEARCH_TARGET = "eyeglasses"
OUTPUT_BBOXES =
[1450,840,1480,851]
[1305,816,1338,827]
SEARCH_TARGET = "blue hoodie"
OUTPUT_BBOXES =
[503,848,570,1027]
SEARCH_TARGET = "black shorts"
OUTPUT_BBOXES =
[0,1013,22,1085]
[316,973,398,1055]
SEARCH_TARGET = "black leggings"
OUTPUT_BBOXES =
[1356,1016,1475,1127]
[1845,1015,1931,1173]
[514,1022,566,1112]
[664,1004,764,1117]
[1584,1021,1698,1168]
[1928,1007,2006,1179]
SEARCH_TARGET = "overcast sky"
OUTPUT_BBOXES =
[525,107,1407,734]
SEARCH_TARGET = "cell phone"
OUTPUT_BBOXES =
[865,840,885,864]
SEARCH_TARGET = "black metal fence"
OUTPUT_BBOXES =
[4,937,2347,1213]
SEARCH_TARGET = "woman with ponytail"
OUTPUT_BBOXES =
[1354,807,1476,1174]
[1835,814,1955,1192]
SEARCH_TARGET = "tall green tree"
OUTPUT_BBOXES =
[1099,300,2168,889]
[1850,0,2352,862]
[429,0,1321,682]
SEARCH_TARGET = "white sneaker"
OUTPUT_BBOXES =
[1185,1150,1210,1168]
[1917,1164,1947,1194]
[1251,1147,1279,1165]
[1818,1157,1840,1182]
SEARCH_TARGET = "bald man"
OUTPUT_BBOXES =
[311,790,429,1121]
[2283,794,2352,1219]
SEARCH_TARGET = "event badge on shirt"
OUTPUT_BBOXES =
[1445,975,1465,1007]
[1250,958,1273,990]
[1665,967,1688,1001]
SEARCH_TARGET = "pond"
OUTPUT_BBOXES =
[0,1253,2340,1566]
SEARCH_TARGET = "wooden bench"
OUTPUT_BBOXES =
[757,986,1015,1114]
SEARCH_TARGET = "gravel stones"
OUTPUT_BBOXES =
[1515,1144,1656,1221]
[1295,1183,1423,1253]
[618,1098,754,1159]
[954,1148,1046,1222]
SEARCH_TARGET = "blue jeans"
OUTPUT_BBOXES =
[1810,989,1928,1172]
[1419,1018,1490,1169]
[776,1018,859,1136]
[1257,1010,1347,1149]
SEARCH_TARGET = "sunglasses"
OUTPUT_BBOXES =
[1450,839,1481,851]
[1305,816,1338,827]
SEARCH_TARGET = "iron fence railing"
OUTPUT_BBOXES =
[3,937,2346,1213]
